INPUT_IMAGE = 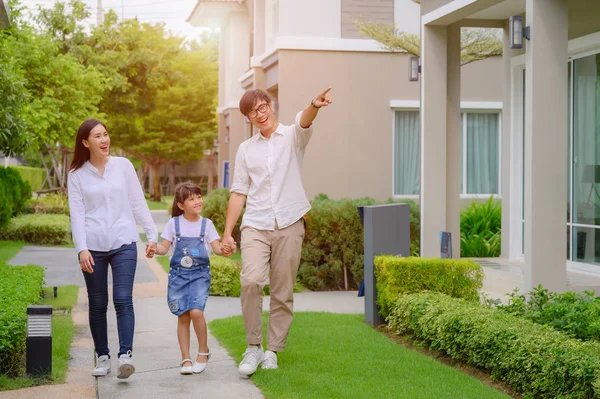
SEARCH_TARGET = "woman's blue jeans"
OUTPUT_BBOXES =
[83,242,137,358]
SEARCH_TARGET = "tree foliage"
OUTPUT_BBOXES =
[1,0,218,197]
[354,0,502,66]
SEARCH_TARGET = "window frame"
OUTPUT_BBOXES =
[390,100,502,199]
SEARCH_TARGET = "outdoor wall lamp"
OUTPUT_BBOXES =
[509,16,530,49]
[26,305,52,377]
[409,56,421,82]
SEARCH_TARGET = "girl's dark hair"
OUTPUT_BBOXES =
[69,119,107,172]
[171,181,203,217]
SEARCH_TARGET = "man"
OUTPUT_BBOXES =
[221,87,332,376]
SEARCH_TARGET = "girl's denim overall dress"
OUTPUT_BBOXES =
[167,216,211,316]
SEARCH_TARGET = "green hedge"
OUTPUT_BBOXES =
[0,167,32,229]
[298,195,420,291]
[202,188,244,244]
[0,214,71,245]
[0,262,45,376]
[388,293,600,399]
[210,256,241,297]
[375,256,483,319]
[495,285,600,342]
[12,166,46,193]
[24,193,70,216]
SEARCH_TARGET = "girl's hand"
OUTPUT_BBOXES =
[146,241,157,258]
[79,250,95,273]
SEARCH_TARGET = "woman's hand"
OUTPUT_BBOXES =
[79,249,95,273]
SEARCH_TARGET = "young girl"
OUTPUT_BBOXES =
[150,182,229,375]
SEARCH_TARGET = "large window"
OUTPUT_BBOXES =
[568,52,600,265]
[393,109,501,196]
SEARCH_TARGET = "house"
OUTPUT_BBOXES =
[418,0,600,292]
[187,0,506,204]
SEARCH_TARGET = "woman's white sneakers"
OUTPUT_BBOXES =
[192,349,211,374]
[117,352,136,379]
[92,355,111,377]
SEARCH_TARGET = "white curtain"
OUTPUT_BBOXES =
[394,111,420,195]
[465,113,499,194]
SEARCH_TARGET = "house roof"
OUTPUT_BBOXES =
[187,0,245,24]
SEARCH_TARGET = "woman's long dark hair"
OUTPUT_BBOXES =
[69,119,106,172]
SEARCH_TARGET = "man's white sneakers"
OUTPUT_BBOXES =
[238,345,264,376]
[117,352,135,379]
[92,355,111,377]
[261,350,278,370]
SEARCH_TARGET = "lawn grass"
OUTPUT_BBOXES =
[0,285,79,392]
[0,240,24,262]
[157,255,170,273]
[40,285,79,311]
[146,195,173,211]
[209,313,510,399]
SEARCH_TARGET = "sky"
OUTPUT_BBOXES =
[19,0,212,42]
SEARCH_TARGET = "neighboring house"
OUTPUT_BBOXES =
[0,0,9,29]
[187,0,505,204]
[418,0,600,292]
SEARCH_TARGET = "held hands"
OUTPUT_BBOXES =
[311,87,332,109]
[79,249,95,273]
[220,235,236,257]
[145,241,157,258]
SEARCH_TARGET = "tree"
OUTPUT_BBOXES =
[1,2,105,189]
[122,39,219,201]
[0,35,29,157]
[354,0,502,66]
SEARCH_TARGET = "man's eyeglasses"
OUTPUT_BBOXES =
[248,103,269,119]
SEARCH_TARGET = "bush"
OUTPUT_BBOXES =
[0,262,44,376]
[0,167,32,229]
[202,188,244,244]
[299,196,376,291]
[210,256,241,297]
[460,197,501,257]
[494,285,600,342]
[375,256,483,319]
[25,193,70,215]
[388,292,600,399]
[0,214,71,245]
[12,166,46,193]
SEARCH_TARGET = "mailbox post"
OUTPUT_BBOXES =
[359,204,410,325]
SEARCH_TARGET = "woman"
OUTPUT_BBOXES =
[67,119,158,379]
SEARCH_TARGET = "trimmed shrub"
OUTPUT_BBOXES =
[299,196,376,291]
[0,214,71,245]
[202,188,244,244]
[460,197,502,257]
[12,166,46,193]
[0,262,45,376]
[495,285,600,342]
[388,292,600,399]
[210,256,241,297]
[25,193,70,215]
[0,167,32,228]
[375,256,483,318]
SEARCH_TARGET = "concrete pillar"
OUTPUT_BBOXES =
[446,23,461,258]
[420,23,460,258]
[420,24,447,257]
[524,0,568,292]
[500,21,512,258]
